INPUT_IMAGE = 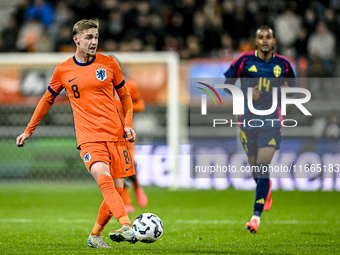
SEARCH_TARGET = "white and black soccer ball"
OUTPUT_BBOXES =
[132,213,163,243]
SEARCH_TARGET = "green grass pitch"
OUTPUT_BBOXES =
[0,183,339,254]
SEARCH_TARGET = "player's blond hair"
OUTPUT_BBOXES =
[72,19,99,36]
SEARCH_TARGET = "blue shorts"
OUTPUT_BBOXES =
[239,128,282,157]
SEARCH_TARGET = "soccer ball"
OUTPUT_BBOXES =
[132,213,163,243]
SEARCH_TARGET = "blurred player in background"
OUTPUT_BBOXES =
[224,26,295,233]
[16,19,138,248]
[114,75,148,213]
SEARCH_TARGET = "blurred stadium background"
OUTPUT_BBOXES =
[0,0,339,191]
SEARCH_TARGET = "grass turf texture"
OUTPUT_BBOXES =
[0,183,339,254]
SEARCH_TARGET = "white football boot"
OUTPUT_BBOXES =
[109,225,138,243]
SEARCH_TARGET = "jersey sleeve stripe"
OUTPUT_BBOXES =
[277,105,284,127]
[232,50,255,66]
[283,62,289,78]
[48,86,59,96]
[115,79,125,89]
[273,53,290,63]
[237,58,247,77]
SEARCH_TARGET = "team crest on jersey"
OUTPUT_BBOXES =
[96,68,107,81]
[84,152,91,162]
[273,65,281,78]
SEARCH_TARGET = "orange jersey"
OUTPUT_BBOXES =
[26,53,132,148]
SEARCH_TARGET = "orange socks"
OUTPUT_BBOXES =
[90,188,125,236]
[93,175,131,234]
[118,215,131,226]
[96,176,127,220]
[90,200,112,236]
[115,187,123,196]
[98,200,113,226]
[121,187,133,206]
[115,187,131,226]
[96,187,123,227]
[91,187,125,236]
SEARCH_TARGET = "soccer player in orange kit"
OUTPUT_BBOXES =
[115,78,148,213]
[16,19,137,248]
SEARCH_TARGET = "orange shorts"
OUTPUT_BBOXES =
[80,141,135,179]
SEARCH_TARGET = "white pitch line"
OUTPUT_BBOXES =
[0,219,335,225]
[175,220,332,225]
[0,219,92,223]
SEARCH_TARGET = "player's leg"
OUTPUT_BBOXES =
[88,163,135,245]
[87,162,125,248]
[121,181,135,213]
[121,145,137,212]
[108,181,137,243]
[107,141,137,243]
[240,129,261,233]
[80,143,122,248]
[92,166,136,244]
[91,163,130,226]
[123,143,148,209]
[130,172,148,208]
[246,130,281,233]
[247,156,257,182]
[90,201,112,237]
[256,147,275,212]
[252,148,275,212]
[88,199,113,248]
[246,148,275,234]
[257,129,281,213]
[240,129,258,181]
[90,179,126,237]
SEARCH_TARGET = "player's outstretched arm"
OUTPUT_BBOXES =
[16,133,30,147]
[16,90,57,147]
